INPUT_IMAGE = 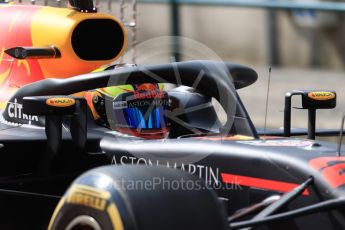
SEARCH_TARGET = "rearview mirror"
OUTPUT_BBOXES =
[301,91,336,110]
[284,90,336,140]
[23,96,87,159]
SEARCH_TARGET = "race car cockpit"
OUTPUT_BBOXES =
[0,60,259,160]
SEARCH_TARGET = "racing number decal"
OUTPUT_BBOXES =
[309,157,345,188]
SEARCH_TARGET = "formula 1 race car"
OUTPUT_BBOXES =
[1,1,345,230]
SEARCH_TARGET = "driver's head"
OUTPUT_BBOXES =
[85,83,170,139]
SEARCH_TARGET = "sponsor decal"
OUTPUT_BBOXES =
[308,91,335,101]
[7,98,38,122]
[111,155,220,185]
[238,139,314,147]
[113,101,128,109]
[134,90,165,99]
[127,99,169,108]
[46,97,75,107]
[309,157,345,188]
[221,173,310,195]
[66,185,110,211]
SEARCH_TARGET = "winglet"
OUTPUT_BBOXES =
[5,46,61,59]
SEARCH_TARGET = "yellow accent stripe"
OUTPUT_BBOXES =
[233,135,254,140]
[86,91,101,120]
[0,47,12,85]
[98,85,134,98]
[107,203,125,230]
[0,101,7,110]
[47,187,124,230]
[159,83,165,90]
[48,197,66,230]
[17,60,30,76]
[9,10,22,32]
[0,68,10,85]
[93,66,108,73]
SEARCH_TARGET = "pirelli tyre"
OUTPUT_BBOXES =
[48,165,228,230]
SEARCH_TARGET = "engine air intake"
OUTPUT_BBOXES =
[72,19,125,61]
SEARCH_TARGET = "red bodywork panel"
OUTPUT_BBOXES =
[0,5,44,104]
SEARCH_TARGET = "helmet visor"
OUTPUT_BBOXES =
[113,91,170,138]
[123,106,166,129]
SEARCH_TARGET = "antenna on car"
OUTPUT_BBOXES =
[337,112,345,157]
[68,0,97,12]
[263,67,272,136]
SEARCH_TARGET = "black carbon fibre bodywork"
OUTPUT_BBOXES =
[0,61,344,229]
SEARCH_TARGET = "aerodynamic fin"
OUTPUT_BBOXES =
[5,46,61,60]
